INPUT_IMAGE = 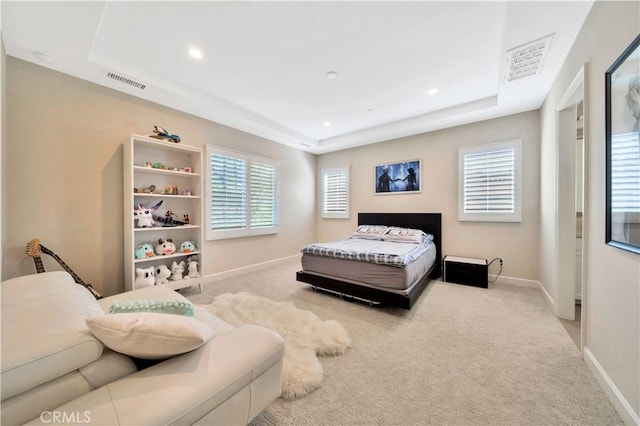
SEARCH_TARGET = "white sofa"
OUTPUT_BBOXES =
[1,271,284,425]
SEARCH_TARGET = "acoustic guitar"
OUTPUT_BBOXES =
[25,239,102,299]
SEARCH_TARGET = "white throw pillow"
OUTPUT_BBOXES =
[381,226,431,244]
[350,225,388,240]
[86,313,214,360]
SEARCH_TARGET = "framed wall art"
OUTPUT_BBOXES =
[374,160,421,194]
[605,34,640,254]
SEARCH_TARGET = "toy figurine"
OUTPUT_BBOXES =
[154,264,171,285]
[179,241,197,253]
[187,258,200,278]
[183,214,190,224]
[155,238,176,255]
[135,243,155,259]
[134,200,163,228]
[135,266,155,288]
[150,125,181,143]
[141,185,156,194]
[170,261,185,281]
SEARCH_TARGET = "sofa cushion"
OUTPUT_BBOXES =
[86,313,215,360]
[1,272,105,400]
[1,350,136,426]
[99,286,234,335]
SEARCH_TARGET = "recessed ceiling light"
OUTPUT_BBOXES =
[188,48,204,60]
[427,88,439,95]
[323,121,332,127]
[326,71,338,80]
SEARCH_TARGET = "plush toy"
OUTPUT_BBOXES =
[170,261,185,281]
[154,264,171,285]
[135,266,155,288]
[133,200,163,228]
[155,238,176,255]
[135,243,155,259]
[179,241,197,253]
[187,258,200,278]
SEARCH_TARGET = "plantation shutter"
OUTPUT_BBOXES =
[210,154,247,231]
[323,167,349,219]
[463,149,515,214]
[611,132,640,213]
[250,161,278,228]
[459,140,521,222]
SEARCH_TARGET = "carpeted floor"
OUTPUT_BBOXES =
[183,259,622,425]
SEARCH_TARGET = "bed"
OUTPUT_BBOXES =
[296,213,442,309]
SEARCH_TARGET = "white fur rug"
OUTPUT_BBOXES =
[201,292,351,400]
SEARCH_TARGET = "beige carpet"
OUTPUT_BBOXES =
[184,260,622,425]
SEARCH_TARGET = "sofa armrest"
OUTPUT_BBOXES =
[26,325,284,426]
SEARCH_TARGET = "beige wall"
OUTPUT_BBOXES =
[5,58,316,296]
[1,34,6,280]
[317,110,541,281]
[540,1,639,421]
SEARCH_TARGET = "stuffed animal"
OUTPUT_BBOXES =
[179,241,197,253]
[187,259,200,278]
[155,238,176,255]
[135,266,155,288]
[135,243,155,259]
[133,200,163,228]
[154,264,171,285]
[170,261,185,281]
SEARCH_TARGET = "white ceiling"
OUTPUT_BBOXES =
[1,1,593,154]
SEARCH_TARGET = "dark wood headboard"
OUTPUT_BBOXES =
[358,212,442,278]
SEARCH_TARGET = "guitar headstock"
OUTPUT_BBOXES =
[26,239,42,257]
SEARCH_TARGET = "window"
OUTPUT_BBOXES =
[458,140,522,222]
[206,146,278,240]
[322,167,350,219]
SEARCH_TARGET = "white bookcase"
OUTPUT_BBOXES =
[124,134,203,293]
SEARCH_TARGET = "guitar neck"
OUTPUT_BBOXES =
[39,245,87,286]
[33,256,45,274]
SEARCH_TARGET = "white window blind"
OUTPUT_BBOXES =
[206,146,278,240]
[210,155,247,231]
[322,167,349,219]
[459,140,522,222]
[611,132,640,213]
[250,161,278,228]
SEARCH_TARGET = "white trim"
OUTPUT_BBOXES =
[202,254,301,283]
[491,274,540,289]
[583,347,639,426]
[537,280,555,308]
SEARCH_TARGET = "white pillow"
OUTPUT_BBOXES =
[381,226,431,244]
[351,225,389,240]
[86,313,214,360]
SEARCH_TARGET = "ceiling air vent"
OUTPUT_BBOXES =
[105,71,146,90]
[505,34,553,82]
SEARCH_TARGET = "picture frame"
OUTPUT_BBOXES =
[605,34,640,254]
[374,159,421,194]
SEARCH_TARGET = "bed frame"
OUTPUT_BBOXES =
[296,212,442,310]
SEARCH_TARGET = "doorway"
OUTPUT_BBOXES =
[555,65,587,352]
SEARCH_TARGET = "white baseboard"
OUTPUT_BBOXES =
[583,347,639,426]
[202,254,301,284]
[491,274,540,289]
[490,274,555,309]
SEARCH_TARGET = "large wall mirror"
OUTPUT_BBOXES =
[606,34,640,254]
